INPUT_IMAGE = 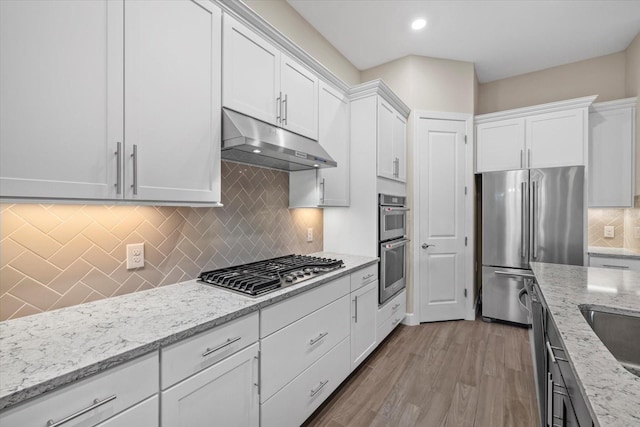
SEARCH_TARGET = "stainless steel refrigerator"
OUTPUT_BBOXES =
[482,166,585,325]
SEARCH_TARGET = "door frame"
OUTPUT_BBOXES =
[409,110,475,324]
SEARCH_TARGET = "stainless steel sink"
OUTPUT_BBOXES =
[580,305,640,377]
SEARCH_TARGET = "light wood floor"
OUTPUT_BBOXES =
[304,319,539,427]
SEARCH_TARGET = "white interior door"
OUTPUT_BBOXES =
[418,118,467,322]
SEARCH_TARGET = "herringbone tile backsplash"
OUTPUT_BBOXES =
[0,161,323,321]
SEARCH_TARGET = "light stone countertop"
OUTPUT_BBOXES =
[530,262,640,427]
[0,252,377,411]
[587,246,640,260]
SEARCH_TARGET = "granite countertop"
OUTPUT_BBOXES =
[0,252,378,411]
[531,262,640,426]
[587,246,640,260]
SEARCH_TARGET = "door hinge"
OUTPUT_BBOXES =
[465,237,468,246]
[464,135,467,144]
[464,289,468,298]
[464,186,467,195]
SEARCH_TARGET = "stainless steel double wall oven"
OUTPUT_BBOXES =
[378,194,409,304]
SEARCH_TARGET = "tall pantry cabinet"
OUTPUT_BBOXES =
[0,0,222,204]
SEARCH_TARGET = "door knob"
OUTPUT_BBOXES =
[422,243,433,249]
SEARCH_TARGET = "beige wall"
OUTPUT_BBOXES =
[477,52,627,114]
[243,0,360,86]
[626,33,640,195]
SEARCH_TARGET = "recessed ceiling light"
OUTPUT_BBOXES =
[313,164,319,168]
[252,149,261,153]
[411,18,426,30]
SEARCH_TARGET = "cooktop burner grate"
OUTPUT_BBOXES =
[198,254,344,296]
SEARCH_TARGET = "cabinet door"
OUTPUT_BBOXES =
[377,98,396,180]
[222,14,280,126]
[393,113,407,182]
[526,108,585,169]
[318,82,350,206]
[162,343,259,427]
[124,0,221,203]
[280,54,319,140]
[350,281,378,370]
[589,106,635,207]
[475,118,525,172]
[0,0,122,200]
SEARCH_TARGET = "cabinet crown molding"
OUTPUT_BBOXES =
[475,95,598,124]
[590,97,637,113]
[349,79,411,118]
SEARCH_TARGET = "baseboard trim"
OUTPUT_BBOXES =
[402,312,419,326]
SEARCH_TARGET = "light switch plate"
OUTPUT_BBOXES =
[604,226,615,238]
[126,243,145,269]
[307,228,313,242]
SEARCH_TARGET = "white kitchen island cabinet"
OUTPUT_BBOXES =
[475,96,597,173]
[222,14,318,140]
[0,0,222,205]
[161,343,259,427]
[588,97,637,207]
[290,81,350,207]
[350,280,378,370]
[377,98,407,182]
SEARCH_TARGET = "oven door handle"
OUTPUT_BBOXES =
[382,207,410,212]
[382,239,410,250]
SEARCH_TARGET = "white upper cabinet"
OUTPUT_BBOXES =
[588,98,636,207]
[0,0,222,204]
[475,96,596,173]
[125,0,221,203]
[289,82,350,207]
[222,14,318,140]
[377,98,407,182]
[476,118,525,172]
[0,0,123,200]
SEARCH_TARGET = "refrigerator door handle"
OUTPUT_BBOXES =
[521,182,526,258]
[532,180,537,259]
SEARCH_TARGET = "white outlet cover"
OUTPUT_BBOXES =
[307,228,313,242]
[127,243,145,269]
[604,226,615,238]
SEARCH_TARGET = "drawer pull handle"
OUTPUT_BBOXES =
[47,395,117,427]
[392,303,401,310]
[202,336,241,357]
[310,380,329,397]
[392,318,402,326]
[309,332,329,346]
[552,390,567,396]
[362,273,374,281]
[546,340,557,364]
[602,264,629,269]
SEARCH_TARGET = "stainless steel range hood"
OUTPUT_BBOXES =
[221,108,337,171]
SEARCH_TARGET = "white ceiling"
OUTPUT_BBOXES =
[287,0,640,83]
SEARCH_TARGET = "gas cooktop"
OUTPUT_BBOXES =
[198,254,344,297]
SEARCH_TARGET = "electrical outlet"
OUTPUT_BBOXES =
[604,226,615,238]
[126,243,144,269]
[307,228,313,242]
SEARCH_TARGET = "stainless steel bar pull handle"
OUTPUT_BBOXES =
[602,264,629,269]
[131,144,138,195]
[520,149,524,168]
[392,303,401,310]
[353,295,358,322]
[283,94,288,125]
[115,142,122,195]
[202,336,241,357]
[532,181,537,258]
[320,178,325,204]
[47,395,117,426]
[527,148,531,168]
[310,380,329,397]
[521,182,526,257]
[546,339,557,364]
[494,270,535,278]
[547,373,553,427]
[276,92,282,123]
[309,332,328,345]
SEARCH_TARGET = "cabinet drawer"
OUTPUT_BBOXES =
[261,294,350,401]
[0,352,158,427]
[377,310,405,344]
[161,311,259,389]
[261,275,350,337]
[261,337,350,427]
[95,395,158,427]
[589,255,640,271]
[350,264,378,292]
[377,289,405,326]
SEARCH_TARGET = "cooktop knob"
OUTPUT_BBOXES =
[303,268,312,274]
[285,275,294,282]
[296,271,304,277]
[313,267,320,273]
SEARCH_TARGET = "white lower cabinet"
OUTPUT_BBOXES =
[0,352,158,427]
[589,255,640,272]
[161,343,259,427]
[95,395,158,427]
[350,280,378,369]
[261,337,350,427]
[377,289,406,343]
